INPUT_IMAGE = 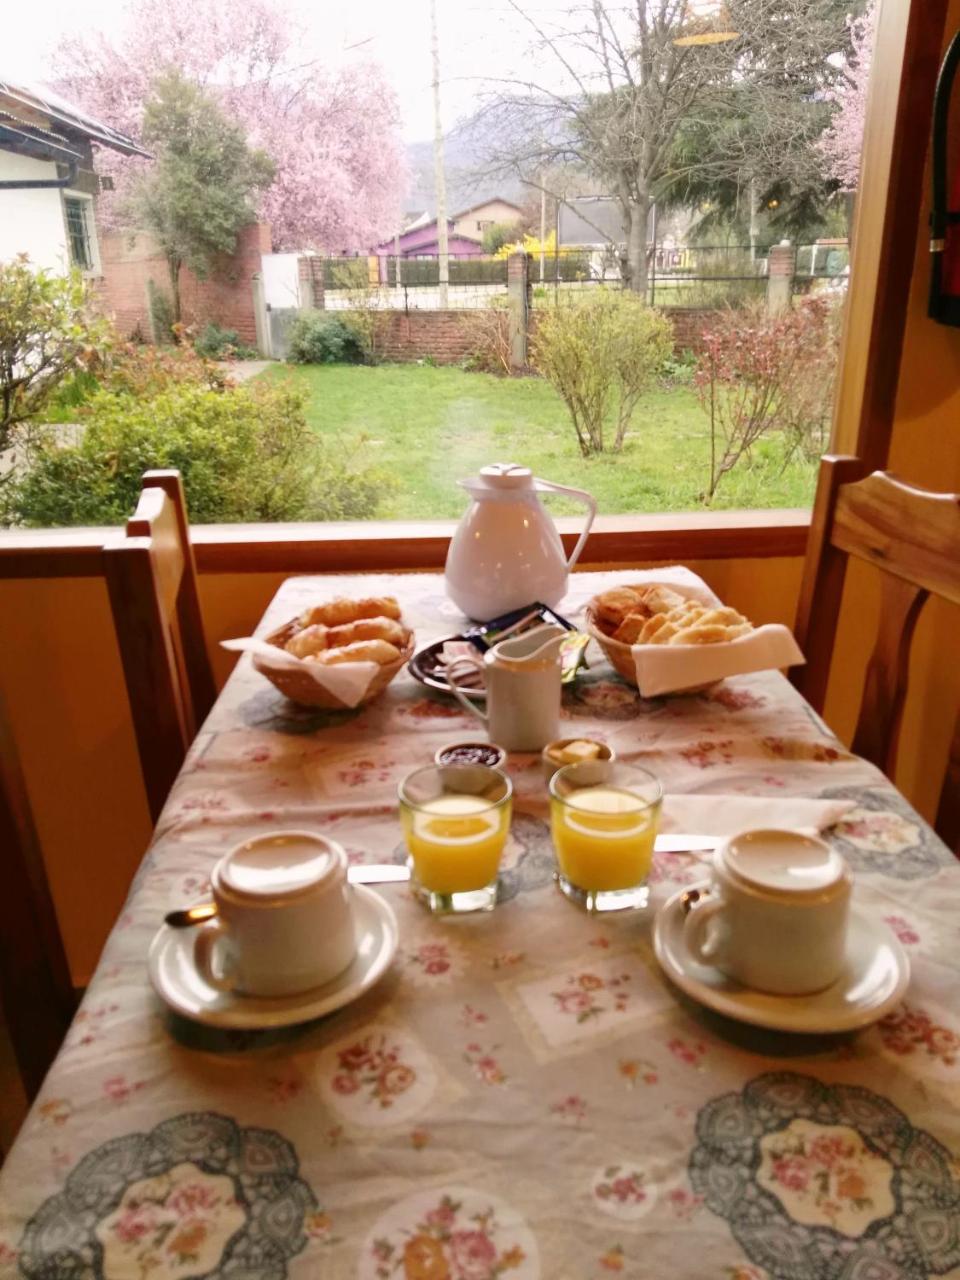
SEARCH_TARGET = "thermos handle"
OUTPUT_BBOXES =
[534,479,597,571]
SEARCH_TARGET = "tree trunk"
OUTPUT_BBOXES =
[625,197,649,295]
[167,254,183,327]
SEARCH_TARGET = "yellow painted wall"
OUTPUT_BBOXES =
[1,554,803,985]
[821,0,960,822]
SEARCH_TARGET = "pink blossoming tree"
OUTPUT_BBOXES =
[819,2,878,192]
[54,0,407,251]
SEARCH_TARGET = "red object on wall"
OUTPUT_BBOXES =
[96,223,271,343]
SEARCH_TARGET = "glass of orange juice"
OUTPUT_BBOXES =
[398,764,512,913]
[550,760,662,912]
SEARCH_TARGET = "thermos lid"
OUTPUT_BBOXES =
[478,463,533,489]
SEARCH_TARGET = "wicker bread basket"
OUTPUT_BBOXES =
[585,601,715,695]
[253,616,415,709]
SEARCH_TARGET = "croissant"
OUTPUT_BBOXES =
[300,596,402,628]
[285,624,329,659]
[324,616,406,649]
[307,639,401,666]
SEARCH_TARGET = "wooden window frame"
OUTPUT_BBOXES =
[0,510,810,580]
[0,0,945,585]
[831,0,949,469]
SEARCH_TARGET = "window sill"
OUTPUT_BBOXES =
[0,510,811,580]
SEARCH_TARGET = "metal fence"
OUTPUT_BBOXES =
[317,243,849,312]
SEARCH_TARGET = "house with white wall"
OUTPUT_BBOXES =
[0,80,148,276]
[450,198,524,241]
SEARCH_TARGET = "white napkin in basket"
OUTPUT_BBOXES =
[221,637,379,709]
[589,564,805,697]
[633,625,805,698]
[660,794,854,837]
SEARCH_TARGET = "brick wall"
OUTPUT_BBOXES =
[528,304,718,359]
[97,223,271,344]
[662,307,719,355]
[373,310,477,364]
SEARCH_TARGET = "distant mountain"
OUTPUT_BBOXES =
[405,131,526,217]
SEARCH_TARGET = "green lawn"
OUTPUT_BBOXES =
[258,363,815,520]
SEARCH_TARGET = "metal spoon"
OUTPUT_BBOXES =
[164,863,412,928]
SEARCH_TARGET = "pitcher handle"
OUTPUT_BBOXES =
[534,479,597,572]
[445,659,488,723]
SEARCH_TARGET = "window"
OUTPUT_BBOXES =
[0,0,886,536]
[63,196,95,272]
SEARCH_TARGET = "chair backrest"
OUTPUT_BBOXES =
[0,687,75,1102]
[793,454,960,847]
[103,471,216,823]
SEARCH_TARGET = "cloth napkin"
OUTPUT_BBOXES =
[660,794,855,838]
[221,637,380,708]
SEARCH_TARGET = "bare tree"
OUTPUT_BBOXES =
[475,0,855,293]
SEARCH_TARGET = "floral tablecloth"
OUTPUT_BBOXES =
[3,571,960,1280]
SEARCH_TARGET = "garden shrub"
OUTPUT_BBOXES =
[41,369,102,422]
[288,311,364,364]
[0,257,111,458]
[532,291,674,455]
[100,341,225,397]
[461,302,511,375]
[8,381,391,526]
[194,322,257,360]
[147,278,175,342]
[694,297,840,500]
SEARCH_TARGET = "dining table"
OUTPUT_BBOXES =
[2,568,959,1280]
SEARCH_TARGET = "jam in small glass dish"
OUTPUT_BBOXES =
[434,741,508,771]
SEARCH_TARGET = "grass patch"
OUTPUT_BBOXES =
[257,362,815,520]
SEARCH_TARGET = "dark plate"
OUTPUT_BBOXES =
[408,634,487,699]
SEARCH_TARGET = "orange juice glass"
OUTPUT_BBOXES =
[550,761,662,911]
[399,764,512,913]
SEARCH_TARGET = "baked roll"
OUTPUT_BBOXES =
[612,613,650,645]
[300,596,401,628]
[307,639,401,666]
[324,616,406,649]
[595,587,643,629]
[285,624,329,658]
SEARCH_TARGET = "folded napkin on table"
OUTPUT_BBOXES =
[660,794,855,838]
[221,636,379,709]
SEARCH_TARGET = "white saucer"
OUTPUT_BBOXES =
[652,882,910,1034]
[148,885,399,1029]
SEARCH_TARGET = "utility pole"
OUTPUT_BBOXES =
[539,180,546,285]
[430,0,449,309]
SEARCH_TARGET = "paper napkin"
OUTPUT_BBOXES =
[632,624,805,697]
[660,794,855,837]
[221,637,380,709]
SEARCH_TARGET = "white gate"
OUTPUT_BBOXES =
[261,253,301,309]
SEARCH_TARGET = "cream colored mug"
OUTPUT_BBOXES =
[682,829,852,995]
[194,831,357,997]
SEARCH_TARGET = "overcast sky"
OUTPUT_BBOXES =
[0,0,525,142]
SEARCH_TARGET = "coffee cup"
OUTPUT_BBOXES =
[194,831,357,997]
[682,828,852,995]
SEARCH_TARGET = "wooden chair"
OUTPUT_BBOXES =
[0,687,76,1103]
[793,455,960,850]
[103,471,217,824]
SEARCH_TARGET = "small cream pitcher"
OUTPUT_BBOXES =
[447,624,566,752]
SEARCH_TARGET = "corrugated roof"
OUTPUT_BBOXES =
[0,80,151,158]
